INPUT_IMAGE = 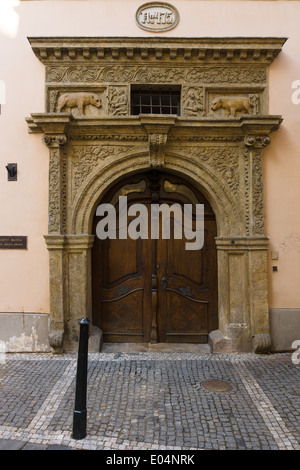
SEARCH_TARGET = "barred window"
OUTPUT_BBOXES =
[131,86,181,116]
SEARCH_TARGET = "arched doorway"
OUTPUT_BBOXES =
[92,170,218,344]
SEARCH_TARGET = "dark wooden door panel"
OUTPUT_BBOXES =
[101,289,145,342]
[165,292,208,342]
[105,237,140,284]
[157,222,214,342]
[92,171,218,344]
[93,222,152,342]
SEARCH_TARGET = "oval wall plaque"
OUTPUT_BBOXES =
[136,2,179,32]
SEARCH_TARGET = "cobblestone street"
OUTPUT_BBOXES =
[0,351,299,451]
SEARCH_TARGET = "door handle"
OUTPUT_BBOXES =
[161,274,167,290]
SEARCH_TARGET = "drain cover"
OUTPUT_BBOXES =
[201,379,232,392]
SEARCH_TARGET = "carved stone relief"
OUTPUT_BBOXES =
[56,92,101,115]
[26,37,286,354]
[182,87,204,117]
[210,94,259,118]
[107,86,129,116]
[49,65,266,118]
[48,87,106,115]
[46,64,267,85]
[170,145,240,196]
[70,144,138,199]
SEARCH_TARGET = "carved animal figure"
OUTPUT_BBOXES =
[57,92,101,115]
[211,96,252,117]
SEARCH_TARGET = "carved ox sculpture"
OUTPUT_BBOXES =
[57,92,101,115]
[211,95,257,117]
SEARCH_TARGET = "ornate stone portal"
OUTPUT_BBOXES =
[26,37,286,353]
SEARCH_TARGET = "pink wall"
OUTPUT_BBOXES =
[0,0,299,312]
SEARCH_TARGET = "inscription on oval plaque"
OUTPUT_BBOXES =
[136,2,179,32]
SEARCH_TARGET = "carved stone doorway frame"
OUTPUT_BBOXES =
[26,37,286,353]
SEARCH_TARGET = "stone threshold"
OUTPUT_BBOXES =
[101,342,211,353]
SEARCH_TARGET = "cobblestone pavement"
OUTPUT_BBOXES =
[0,351,299,450]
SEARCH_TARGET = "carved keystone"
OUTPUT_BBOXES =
[140,116,176,167]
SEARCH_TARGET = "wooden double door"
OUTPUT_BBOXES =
[92,171,218,344]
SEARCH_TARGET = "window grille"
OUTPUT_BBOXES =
[131,87,181,116]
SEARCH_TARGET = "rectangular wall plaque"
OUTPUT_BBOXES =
[0,236,27,250]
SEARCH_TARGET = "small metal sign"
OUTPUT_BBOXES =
[136,2,179,32]
[0,236,27,250]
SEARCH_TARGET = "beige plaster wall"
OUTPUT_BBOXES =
[0,0,299,315]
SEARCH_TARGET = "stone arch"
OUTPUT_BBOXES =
[72,151,242,238]
[72,152,149,235]
[164,151,242,237]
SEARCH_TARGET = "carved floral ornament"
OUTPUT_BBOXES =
[25,37,286,199]
[24,36,286,248]
[26,37,287,125]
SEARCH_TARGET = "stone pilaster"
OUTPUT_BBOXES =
[243,135,270,237]
[215,236,270,353]
[44,235,66,353]
[42,134,67,234]
[63,235,95,351]
[44,234,94,353]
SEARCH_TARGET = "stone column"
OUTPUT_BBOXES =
[215,237,270,353]
[243,135,271,352]
[42,134,67,235]
[211,134,272,353]
[42,131,68,353]
[63,235,94,351]
[243,135,270,237]
[44,235,66,353]
[44,234,94,353]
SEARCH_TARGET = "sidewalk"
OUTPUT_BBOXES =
[0,348,299,451]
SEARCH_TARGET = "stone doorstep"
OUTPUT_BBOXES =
[100,342,211,353]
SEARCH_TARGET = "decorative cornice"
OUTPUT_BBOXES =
[28,37,287,65]
[26,113,72,135]
[26,113,283,143]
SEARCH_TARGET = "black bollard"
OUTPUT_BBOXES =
[72,317,90,440]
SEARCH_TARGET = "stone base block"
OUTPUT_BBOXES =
[89,325,103,352]
[49,329,64,354]
[208,329,234,353]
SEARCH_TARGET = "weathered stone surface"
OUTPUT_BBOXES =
[208,330,234,353]
[88,325,103,353]
[252,333,271,354]
[49,329,64,354]
[26,37,285,352]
